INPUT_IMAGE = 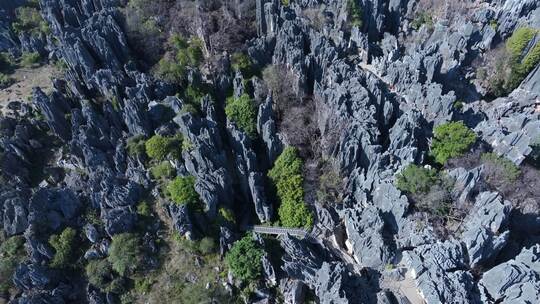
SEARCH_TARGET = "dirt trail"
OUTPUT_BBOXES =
[0,65,59,113]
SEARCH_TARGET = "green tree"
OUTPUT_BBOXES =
[108,233,141,276]
[225,94,257,137]
[225,235,263,282]
[126,135,146,156]
[150,161,175,179]
[49,227,77,268]
[12,6,49,36]
[198,237,216,255]
[396,164,438,194]
[430,121,477,164]
[145,135,180,160]
[347,0,363,27]
[231,52,255,77]
[268,147,313,229]
[86,259,113,289]
[20,52,41,68]
[167,176,199,206]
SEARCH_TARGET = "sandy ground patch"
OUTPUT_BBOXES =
[0,64,60,113]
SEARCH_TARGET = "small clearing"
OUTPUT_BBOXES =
[0,65,60,113]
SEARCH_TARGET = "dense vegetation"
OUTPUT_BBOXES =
[145,134,181,161]
[347,0,363,28]
[430,121,477,164]
[0,236,26,293]
[225,94,257,137]
[156,35,203,84]
[225,234,264,282]
[396,164,453,216]
[411,11,433,30]
[396,164,438,195]
[167,176,199,206]
[108,233,142,276]
[231,52,255,77]
[49,227,77,268]
[12,2,49,37]
[268,147,313,228]
[487,27,540,97]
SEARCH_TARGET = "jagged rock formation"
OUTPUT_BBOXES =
[1,0,540,303]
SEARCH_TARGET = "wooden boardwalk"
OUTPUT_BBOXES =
[249,225,310,238]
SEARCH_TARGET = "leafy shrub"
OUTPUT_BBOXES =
[86,259,113,289]
[489,27,540,97]
[231,52,255,77]
[225,235,263,282]
[430,121,477,164]
[0,236,25,293]
[411,11,433,30]
[49,227,77,268]
[145,135,181,160]
[136,200,152,216]
[347,0,363,27]
[219,207,236,224]
[396,164,438,194]
[108,233,141,276]
[268,147,313,229]
[150,161,175,179]
[156,56,186,84]
[20,52,41,68]
[481,153,521,182]
[167,176,199,206]
[198,237,216,255]
[225,94,257,137]
[281,0,290,6]
[396,164,453,216]
[155,35,204,84]
[126,135,146,157]
[13,6,49,36]
[506,27,536,58]
[134,276,154,294]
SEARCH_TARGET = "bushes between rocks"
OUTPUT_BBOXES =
[225,234,263,282]
[49,227,77,268]
[108,233,142,276]
[126,135,146,157]
[231,52,256,78]
[156,35,204,84]
[20,52,41,68]
[150,161,175,180]
[225,94,257,137]
[167,176,199,206]
[487,27,540,97]
[145,134,181,161]
[13,5,49,37]
[481,152,521,182]
[0,236,25,294]
[396,164,454,216]
[347,0,363,28]
[430,121,477,164]
[411,11,433,30]
[268,147,313,229]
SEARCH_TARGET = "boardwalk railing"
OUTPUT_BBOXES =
[249,225,310,238]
